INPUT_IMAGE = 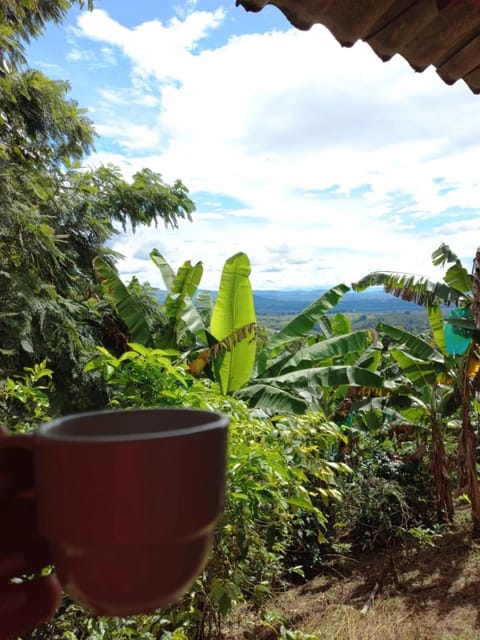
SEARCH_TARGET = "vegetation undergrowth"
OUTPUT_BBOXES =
[222,505,480,640]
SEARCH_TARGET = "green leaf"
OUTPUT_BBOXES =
[93,257,154,347]
[427,303,446,354]
[352,272,463,306]
[151,249,206,344]
[354,345,382,371]
[150,248,175,291]
[431,243,460,267]
[287,496,316,511]
[239,365,383,413]
[210,253,257,393]
[443,262,472,294]
[329,312,352,336]
[256,284,349,375]
[181,300,208,343]
[378,322,444,363]
[167,260,203,339]
[265,365,384,390]
[235,382,308,414]
[274,330,372,375]
[389,348,437,386]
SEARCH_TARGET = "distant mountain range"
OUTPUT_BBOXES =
[155,287,432,332]
[253,288,422,316]
[153,288,421,316]
[251,288,421,316]
[157,287,427,316]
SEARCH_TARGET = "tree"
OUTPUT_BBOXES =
[233,286,382,413]
[353,244,480,533]
[0,0,195,414]
[93,251,258,395]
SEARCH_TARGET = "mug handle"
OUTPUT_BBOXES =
[0,429,35,498]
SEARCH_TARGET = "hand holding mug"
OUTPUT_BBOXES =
[0,408,228,627]
[0,426,62,640]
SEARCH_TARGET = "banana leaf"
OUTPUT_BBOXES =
[150,249,206,344]
[352,272,462,306]
[389,348,437,386]
[354,344,382,371]
[329,313,352,336]
[256,284,350,376]
[431,243,472,293]
[444,263,472,295]
[167,260,203,341]
[166,260,203,318]
[150,248,175,291]
[235,383,309,414]
[93,257,154,347]
[210,252,257,394]
[378,322,444,364]
[272,330,372,375]
[262,364,384,390]
[426,302,446,354]
[431,243,460,267]
[238,364,384,414]
[196,290,215,326]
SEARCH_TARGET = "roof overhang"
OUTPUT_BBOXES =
[236,0,480,93]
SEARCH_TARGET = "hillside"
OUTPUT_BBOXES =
[252,288,419,316]
[224,508,480,640]
[157,287,436,332]
[251,288,433,333]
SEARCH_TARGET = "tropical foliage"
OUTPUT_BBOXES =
[0,1,195,414]
[93,250,257,395]
[3,3,480,640]
[353,243,480,532]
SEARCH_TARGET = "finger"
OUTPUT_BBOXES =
[0,446,34,499]
[0,499,37,545]
[0,575,62,640]
[0,498,53,581]
[0,539,53,581]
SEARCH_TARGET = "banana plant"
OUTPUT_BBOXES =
[93,256,155,347]
[376,322,457,522]
[236,285,385,414]
[94,251,257,396]
[352,243,473,354]
[209,252,256,394]
[353,243,480,532]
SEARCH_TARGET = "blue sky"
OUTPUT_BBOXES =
[28,0,480,290]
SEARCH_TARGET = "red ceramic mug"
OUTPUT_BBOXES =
[1,408,228,616]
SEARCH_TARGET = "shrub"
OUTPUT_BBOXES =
[333,448,435,551]
[0,360,53,432]
[43,345,349,639]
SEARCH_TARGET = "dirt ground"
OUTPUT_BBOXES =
[223,509,480,640]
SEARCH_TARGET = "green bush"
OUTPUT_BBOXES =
[333,449,434,551]
[0,360,53,431]
[12,347,349,639]
[43,345,347,639]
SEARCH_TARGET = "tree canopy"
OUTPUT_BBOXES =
[0,0,195,412]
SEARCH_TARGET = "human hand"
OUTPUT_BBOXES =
[0,427,62,640]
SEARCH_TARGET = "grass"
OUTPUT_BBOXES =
[223,506,480,640]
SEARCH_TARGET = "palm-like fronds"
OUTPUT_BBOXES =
[352,271,464,307]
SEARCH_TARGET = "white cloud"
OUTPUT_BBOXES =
[67,44,117,67]
[99,88,160,107]
[95,122,164,151]
[73,7,480,289]
[77,8,225,81]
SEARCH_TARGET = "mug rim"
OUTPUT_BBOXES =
[38,408,229,443]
